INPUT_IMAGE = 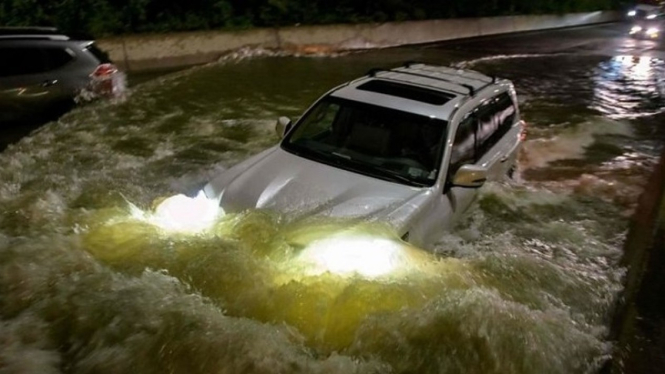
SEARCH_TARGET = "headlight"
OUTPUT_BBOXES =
[631,25,643,34]
[647,28,660,36]
[628,10,636,16]
[145,190,222,233]
[647,14,657,19]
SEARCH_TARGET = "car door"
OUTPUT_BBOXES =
[444,111,483,224]
[432,92,518,233]
[481,92,521,179]
[0,46,72,122]
[410,113,478,247]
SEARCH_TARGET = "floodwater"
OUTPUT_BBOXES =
[1,25,663,373]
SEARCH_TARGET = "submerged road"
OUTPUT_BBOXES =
[0,22,663,373]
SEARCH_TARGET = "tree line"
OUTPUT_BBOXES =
[0,0,622,37]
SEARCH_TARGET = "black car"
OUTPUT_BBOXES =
[0,27,124,123]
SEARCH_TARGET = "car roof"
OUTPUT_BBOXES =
[0,27,70,41]
[330,63,508,121]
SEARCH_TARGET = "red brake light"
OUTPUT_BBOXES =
[91,63,118,78]
[519,120,528,141]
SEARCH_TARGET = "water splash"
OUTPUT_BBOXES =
[454,53,571,69]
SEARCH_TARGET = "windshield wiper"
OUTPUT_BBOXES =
[332,152,351,160]
[368,166,428,186]
[331,152,426,186]
[287,144,426,186]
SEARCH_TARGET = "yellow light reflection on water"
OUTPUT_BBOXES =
[81,209,477,352]
[297,233,410,278]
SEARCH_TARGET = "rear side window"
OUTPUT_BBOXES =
[0,47,74,77]
[476,92,516,154]
[448,91,517,174]
[85,43,110,63]
[44,47,74,70]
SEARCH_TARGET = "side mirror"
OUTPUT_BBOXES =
[451,164,488,188]
[275,116,292,138]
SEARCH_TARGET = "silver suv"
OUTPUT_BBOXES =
[0,27,123,123]
[204,63,525,249]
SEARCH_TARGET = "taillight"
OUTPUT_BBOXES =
[89,63,120,97]
[91,63,118,78]
[519,120,528,141]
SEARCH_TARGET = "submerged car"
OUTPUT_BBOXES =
[0,27,123,123]
[203,63,525,249]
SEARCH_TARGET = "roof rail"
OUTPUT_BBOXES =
[0,27,69,41]
[365,66,471,95]
[406,62,502,96]
[366,68,388,77]
[403,61,493,81]
[403,61,421,68]
[367,63,500,96]
[391,68,476,95]
[403,61,498,86]
[0,26,61,35]
[0,35,70,41]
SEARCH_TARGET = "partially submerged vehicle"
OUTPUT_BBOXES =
[0,27,124,123]
[629,13,664,39]
[203,63,525,249]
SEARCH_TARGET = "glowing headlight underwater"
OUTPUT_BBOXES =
[296,233,413,278]
[131,190,223,234]
[633,25,661,37]
[627,10,636,16]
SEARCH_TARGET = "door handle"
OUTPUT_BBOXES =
[41,79,58,87]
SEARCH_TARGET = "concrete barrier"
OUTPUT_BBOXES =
[602,148,665,373]
[98,11,620,71]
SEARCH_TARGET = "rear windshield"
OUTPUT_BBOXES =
[85,43,110,63]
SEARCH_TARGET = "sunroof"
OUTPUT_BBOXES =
[357,80,454,105]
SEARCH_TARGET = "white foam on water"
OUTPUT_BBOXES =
[454,53,571,69]
[0,314,62,374]
[519,117,634,170]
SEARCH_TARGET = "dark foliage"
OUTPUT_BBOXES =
[0,0,621,37]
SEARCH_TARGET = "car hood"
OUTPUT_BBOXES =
[204,147,430,225]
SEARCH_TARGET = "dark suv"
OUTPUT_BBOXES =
[0,27,123,123]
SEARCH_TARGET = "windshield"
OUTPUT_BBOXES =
[282,97,448,187]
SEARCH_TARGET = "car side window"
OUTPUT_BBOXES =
[475,92,517,156]
[448,113,477,178]
[44,48,74,70]
[290,101,340,141]
[476,109,496,149]
[0,48,49,77]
